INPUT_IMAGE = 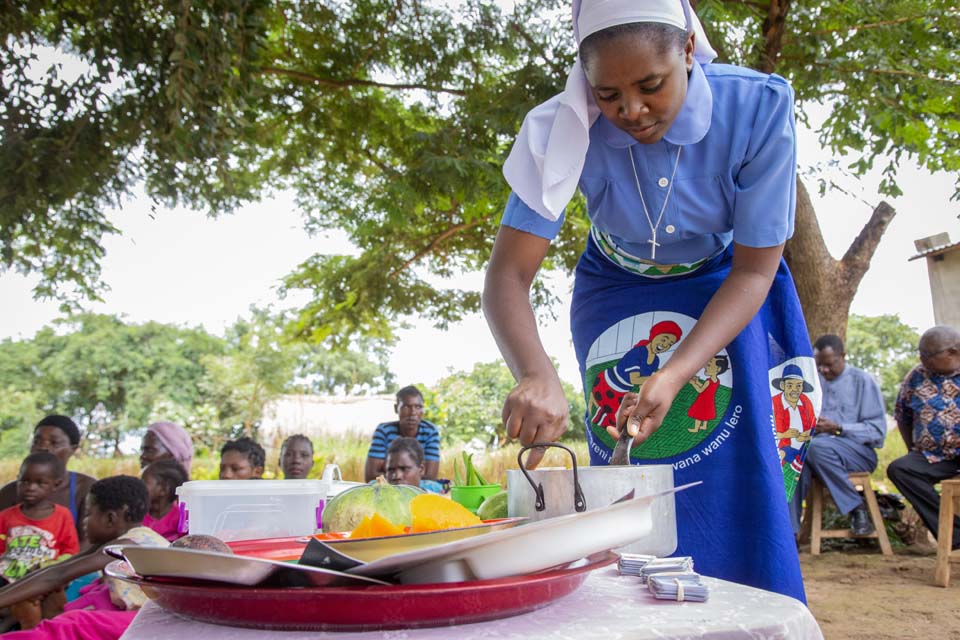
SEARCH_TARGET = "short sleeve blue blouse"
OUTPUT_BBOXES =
[501,61,797,265]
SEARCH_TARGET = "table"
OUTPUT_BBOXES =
[121,568,823,639]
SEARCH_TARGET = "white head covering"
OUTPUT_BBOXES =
[502,0,717,221]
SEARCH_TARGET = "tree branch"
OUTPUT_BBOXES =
[388,216,480,280]
[509,22,567,81]
[808,12,954,36]
[258,66,467,96]
[780,57,960,86]
[716,0,769,10]
[351,0,403,76]
[758,0,792,74]
[839,200,897,286]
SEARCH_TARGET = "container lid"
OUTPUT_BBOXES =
[176,479,328,497]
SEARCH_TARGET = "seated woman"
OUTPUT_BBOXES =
[279,435,314,479]
[0,475,169,640]
[385,438,444,494]
[141,460,189,542]
[139,422,193,476]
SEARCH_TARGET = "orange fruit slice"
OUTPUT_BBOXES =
[409,494,482,533]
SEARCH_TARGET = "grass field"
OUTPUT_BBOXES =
[0,428,906,490]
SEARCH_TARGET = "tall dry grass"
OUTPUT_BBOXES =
[0,434,590,486]
[0,428,904,490]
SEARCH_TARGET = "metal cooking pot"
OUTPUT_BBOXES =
[507,443,677,556]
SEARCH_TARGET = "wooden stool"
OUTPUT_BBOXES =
[803,471,893,555]
[934,478,960,587]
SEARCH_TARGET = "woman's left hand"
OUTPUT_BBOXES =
[606,370,685,444]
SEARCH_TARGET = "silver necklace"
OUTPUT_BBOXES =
[628,145,682,260]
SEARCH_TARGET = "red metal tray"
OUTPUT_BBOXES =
[112,551,616,632]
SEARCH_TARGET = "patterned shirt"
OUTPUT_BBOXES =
[894,364,960,463]
[366,421,441,461]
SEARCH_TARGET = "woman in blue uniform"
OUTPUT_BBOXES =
[483,0,818,601]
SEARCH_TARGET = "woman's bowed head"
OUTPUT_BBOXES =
[580,20,694,146]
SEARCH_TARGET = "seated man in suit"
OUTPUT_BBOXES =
[792,334,886,536]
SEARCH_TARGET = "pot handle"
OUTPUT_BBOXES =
[516,443,587,513]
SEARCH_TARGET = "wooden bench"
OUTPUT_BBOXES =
[802,471,893,555]
[934,478,960,587]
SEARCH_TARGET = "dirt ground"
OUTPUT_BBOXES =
[801,546,960,640]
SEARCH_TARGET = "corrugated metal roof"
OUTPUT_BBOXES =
[909,240,960,261]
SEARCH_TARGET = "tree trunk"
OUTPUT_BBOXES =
[784,178,897,342]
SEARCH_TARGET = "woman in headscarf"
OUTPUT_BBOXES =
[139,422,193,476]
[484,0,818,601]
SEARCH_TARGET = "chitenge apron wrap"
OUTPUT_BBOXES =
[572,233,820,603]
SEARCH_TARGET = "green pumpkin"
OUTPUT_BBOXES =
[321,478,424,533]
[477,490,509,521]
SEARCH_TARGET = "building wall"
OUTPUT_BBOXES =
[927,250,960,328]
[259,394,396,444]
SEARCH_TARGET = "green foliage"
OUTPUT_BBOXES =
[3,0,957,346]
[201,308,300,438]
[873,426,908,487]
[0,388,42,460]
[1,0,269,304]
[0,313,229,454]
[845,314,919,413]
[0,311,390,456]
[424,359,585,448]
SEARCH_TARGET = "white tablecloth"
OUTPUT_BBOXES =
[121,568,823,640]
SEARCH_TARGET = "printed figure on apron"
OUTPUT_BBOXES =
[687,354,728,433]
[483,0,820,602]
[589,319,683,428]
[770,360,821,500]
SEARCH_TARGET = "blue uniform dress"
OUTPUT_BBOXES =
[502,61,819,602]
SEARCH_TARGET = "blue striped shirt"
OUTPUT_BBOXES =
[366,421,441,461]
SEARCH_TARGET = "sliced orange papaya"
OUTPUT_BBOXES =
[409,494,482,533]
[349,514,374,539]
[349,512,405,538]
[367,512,405,537]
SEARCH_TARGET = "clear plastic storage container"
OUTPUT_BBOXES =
[176,479,330,541]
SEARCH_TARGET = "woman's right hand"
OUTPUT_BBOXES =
[503,374,569,470]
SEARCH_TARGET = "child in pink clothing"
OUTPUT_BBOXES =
[141,460,188,542]
[0,476,168,639]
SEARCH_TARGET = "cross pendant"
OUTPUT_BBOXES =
[648,235,660,260]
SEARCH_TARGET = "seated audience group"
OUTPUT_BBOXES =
[0,349,952,635]
[0,381,454,637]
[790,326,959,554]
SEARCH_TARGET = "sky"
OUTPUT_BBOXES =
[2,98,958,393]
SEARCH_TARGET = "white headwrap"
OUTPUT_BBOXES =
[502,0,717,221]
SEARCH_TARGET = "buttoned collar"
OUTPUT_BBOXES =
[596,60,713,149]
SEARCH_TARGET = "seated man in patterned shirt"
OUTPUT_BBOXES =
[364,386,441,482]
[887,325,960,551]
